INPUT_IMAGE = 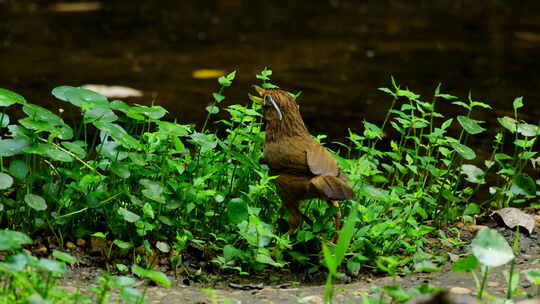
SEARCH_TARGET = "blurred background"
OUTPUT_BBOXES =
[1,0,540,141]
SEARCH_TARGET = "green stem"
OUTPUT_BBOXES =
[477,266,489,300]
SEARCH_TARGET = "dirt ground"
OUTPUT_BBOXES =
[58,224,540,304]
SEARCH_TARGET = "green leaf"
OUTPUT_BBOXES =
[334,208,358,268]
[53,86,108,107]
[111,162,130,179]
[130,105,168,120]
[36,258,67,275]
[457,116,486,135]
[363,121,382,139]
[227,199,248,224]
[113,240,133,249]
[83,105,118,123]
[511,173,536,196]
[441,118,453,130]
[0,173,13,190]
[414,260,440,272]
[24,194,47,211]
[0,138,30,157]
[461,164,484,183]
[52,250,77,264]
[92,232,107,239]
[118,208,140,223]
[9,159,29,179]
[93,121,142,150]
[472,228,514,267]
[0,230,32,250]
[45,145,74,162]
[226,70,236,81]
[120,288,143,303]
[0,88,26,106]
[156,121,191,137]
[435,93,457,100]
[140,179,165,204]
[384,285,411,302]
[212,92,225,103]
[450,142,476,160]
[498,116,517,133]
[156,241,170,253]
[61,141,87,158]
[255,252,281,267]
[205,105,219,114]
[524,269,540,285]
[112,276,137,287]
[451,254,479,272]
[464,203,481,215]
[218,76,232,87]
[190,132,217,153]
[452,101,470,110]
[0,113,9,128]
[131,265,171,288]
[513,96,523,110]
[223,245,241,262]
[517,123,540,137]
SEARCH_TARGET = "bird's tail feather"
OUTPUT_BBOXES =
[310,176,355,200]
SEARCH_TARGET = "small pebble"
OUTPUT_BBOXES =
[76,238,86,247]
[449,287,472,294]
[66,241,76,249]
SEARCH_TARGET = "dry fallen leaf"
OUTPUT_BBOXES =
[515,32,540,42]
[81,84,143,98]
[494,207,535,234]
[192,69,226,79]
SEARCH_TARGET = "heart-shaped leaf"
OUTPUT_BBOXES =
[511,173,536,196]
[0,88,26,106]
[0,230,32,250]
[0,173,14,190]
[461,164,484,183]
[227,198,248,224]
[472,228,514,267]
[24,194,47,211]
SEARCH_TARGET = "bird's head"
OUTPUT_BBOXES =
[252,85,299,122]
[251,85,308,138]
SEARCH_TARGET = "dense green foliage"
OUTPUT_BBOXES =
[0,70,539,279]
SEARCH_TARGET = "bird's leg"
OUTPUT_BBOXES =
[285,200,303,235]
[328,200,341,243]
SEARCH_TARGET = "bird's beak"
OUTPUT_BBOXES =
[253,85,265,96]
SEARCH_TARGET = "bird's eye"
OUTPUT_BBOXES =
[264,95,273,106]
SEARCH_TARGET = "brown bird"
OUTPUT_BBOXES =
[252,85,355,239]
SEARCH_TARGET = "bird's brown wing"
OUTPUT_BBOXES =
[310,176,355,200]
[306,143,355,200]
[305,143,339,177]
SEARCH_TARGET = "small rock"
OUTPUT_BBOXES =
[467,225,488,232]
[76,238,86,247]
[90,237,107,254]
[66,241,76,249]
[35,246,48,254]
[449,287,472,294]
[516,300,540,304]
[487,281,499,287]
[299,295,323,304]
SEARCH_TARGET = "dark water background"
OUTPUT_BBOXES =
[2,0,540,142]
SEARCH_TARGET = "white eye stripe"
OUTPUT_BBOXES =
[264,95,283,121]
